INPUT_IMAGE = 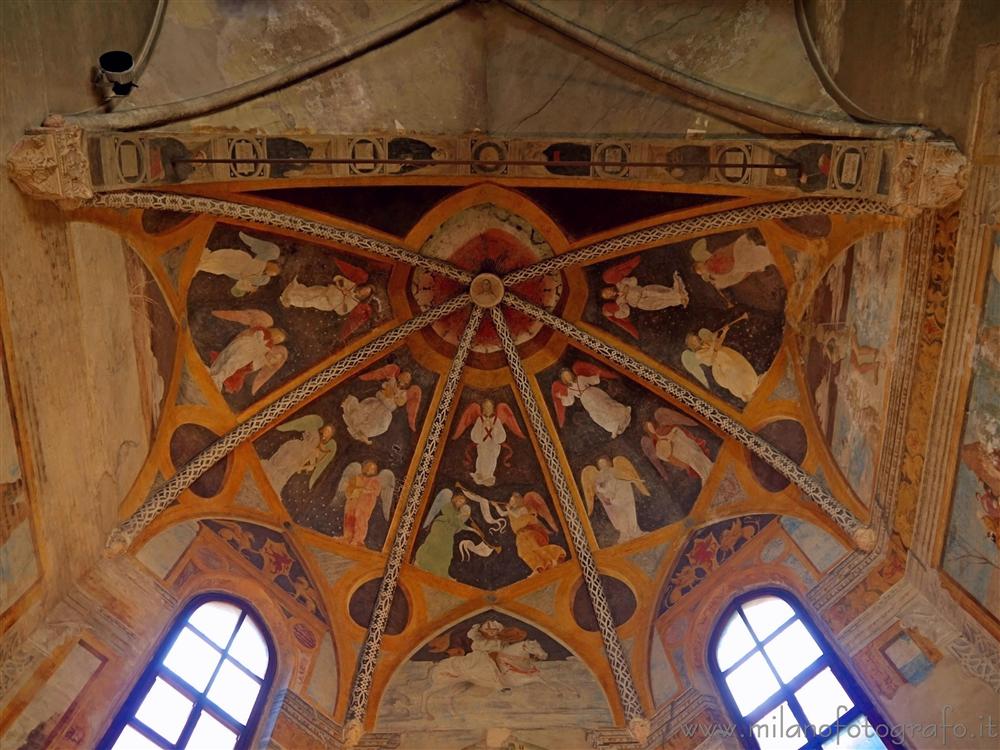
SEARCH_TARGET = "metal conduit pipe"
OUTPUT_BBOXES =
[58,0,467,131]
[499,0,934,140]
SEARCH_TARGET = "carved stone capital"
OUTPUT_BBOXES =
[6,127,93,205]
[888,141,969,217]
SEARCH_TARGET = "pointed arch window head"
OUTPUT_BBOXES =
[101,596,275,750]
[710,590,901,750]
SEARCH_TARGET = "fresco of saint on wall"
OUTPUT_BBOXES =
[189,223,392,411]
[582,229,785,408]
[537,350,722,548]
[253,350,436,552]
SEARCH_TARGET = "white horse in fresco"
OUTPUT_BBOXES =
[417,639,578,717]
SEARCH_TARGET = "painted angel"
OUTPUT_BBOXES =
[261,415,336,495]
[690,234,773,303]
[341,364,421,444]
[599,256,688,338]
[414,488,489,579]
[506,491,566,574]
[198,231,282,297]
[641,407,714,483]
[332,460,396,547]
[551,362,631,438]
[580,455,648,543]
[451,398,525,487]
[682,314,761,402]
[279,256,379,340]
[209,309,288,395]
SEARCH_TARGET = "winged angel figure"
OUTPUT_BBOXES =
[209,309,288,395]
[551,362,631,438]
[681,313,761,402]
[262,415,336,495]
[580,455,649,543]
[641,407,714,484]
[341,364,422,444]
[599,256,688,338]
[451,398,525,487]
[690,233,773,304]
[198,231,282,297]
[333,461,396,547]
[280,255,379,340]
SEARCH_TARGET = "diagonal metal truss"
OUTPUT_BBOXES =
[501,196,890,285]
[105,294,471,553]
[490,306,647,736]
[344,306,484,742]
[503,292,875,548]
[90,191,474,283]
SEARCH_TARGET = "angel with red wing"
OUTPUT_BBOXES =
[208,309,288,395]
[599,255,688,338]
[340,363,422,444]
[641,406,714,484]
[550,361,631,438]
[451,398,526,487]
[507,491,566,574]
[279,256,379,340]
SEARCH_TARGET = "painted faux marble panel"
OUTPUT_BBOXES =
[412,384,567,590]
[582,229,786,408]
[799,229,904,503]
[189,223,392,411]
[253,350,437,552]
[0,356,38,617]
[537,349,722,548]
[375,610,611,748]
[942,235,1000,619]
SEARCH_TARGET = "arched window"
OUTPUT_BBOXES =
[101,595,275,750]
[710,589,900,749]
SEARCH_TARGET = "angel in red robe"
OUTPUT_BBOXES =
[341,364,421,445]
[451,398,525,487]
[599,256,688,338]
[551,362,631,438]
[279,256,378,340]
[208,309,288,395]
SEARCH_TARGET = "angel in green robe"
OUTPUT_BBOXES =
[262,414,336,495]
[414,488,479,579]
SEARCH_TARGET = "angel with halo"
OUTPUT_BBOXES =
[690,234,773,304]
[681,314,760,402]
[198,231,282,297]
[551,362,631,438]
[261,415,336,495]
[209,309,288,395]
[341,364,421,444]
[279,256,379,340]
[505,490,566,574]
[580,455,649,543]
[333,460,396,547]
[599,256,688,338]
[415,487,495,579]
[451,398,525,487]
[641,407,714,483]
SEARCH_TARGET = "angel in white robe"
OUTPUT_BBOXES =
[451,398,525,487]
[580,455,648,543]
[551,362,631,438]
[682,314,760,402]
[341,364,421,444]
[198,232,282,297]
[262,415,336,495]
[641,407,714,484]
[209,309,288,395]
[599,256,688,338]
[279,256,379,340]
[691,234,773,298]
[332,461,395,546]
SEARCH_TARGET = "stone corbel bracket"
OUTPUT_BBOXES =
[888,140,970,217]
[6,126,93,206]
